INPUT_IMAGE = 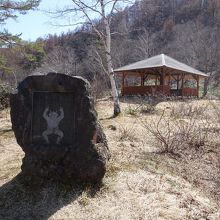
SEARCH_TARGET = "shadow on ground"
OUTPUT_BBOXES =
[141,151,220,205]
[0,173,100,220]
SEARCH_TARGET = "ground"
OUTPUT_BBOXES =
[0,97,219,220]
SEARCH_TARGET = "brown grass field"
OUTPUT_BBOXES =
[0,97,219,220]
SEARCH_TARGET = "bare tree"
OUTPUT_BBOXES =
[133,29,155,59]
[51,0,135,116]
[41,45,80,75]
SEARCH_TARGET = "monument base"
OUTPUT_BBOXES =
[10,73,110,184]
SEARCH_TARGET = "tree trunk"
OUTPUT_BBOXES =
[203,77,209,97]
[106,48,121,116]
[103,10,121,116]
[109,72,121,116]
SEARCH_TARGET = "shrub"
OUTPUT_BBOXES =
[117,125,137,142]
[140,103,155,114]
[0,82,11,110]
[169,102,206,118]
[125,96,158,116]
[142,103,211,156]
[126,105,140,116]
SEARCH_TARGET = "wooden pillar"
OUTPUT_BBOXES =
[168,73,171,96]
[122,72,125,96]
[160,68,165,85]
[176,75,179,90]
[197,76,199,97]
[181,74,184,89]
[141,73,144,86]
[181,74,184,97]
[160,74,164,85]
[160,68,165,94]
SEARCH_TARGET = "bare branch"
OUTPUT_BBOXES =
[94,49,108,75]
[47,20,86,27]
[71,0,106,43]
[109,0,119,24]
[73,0,103,17]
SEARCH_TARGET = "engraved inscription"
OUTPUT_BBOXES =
[32,92,75,145]
[42,107,64,144]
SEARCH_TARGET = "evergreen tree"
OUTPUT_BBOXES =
[0,0,41,46]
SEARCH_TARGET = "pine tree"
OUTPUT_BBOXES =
[0,0,41,46]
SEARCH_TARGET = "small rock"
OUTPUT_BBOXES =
[107,125,117,131]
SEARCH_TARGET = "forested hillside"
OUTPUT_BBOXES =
[1,0,220,97]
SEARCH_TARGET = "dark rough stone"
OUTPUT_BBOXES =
[10,73,110,184]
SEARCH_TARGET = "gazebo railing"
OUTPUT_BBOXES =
[122,85,198,97]
[182,87,198,97]
[122,85,170,96]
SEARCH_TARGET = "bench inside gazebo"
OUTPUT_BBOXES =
[114,54,208,97]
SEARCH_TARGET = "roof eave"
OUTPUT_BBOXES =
[115,65,208,78]
[114,65,164,73]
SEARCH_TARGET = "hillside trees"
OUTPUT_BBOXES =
[53,0,135,116]
[40,45,79,75]
[0,53,12,73]
[21,42,46,70]
[0,41,46,87]
[174,21,220,96]
[0,0,42,103]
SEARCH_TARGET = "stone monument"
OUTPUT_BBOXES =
[10,73,110,184]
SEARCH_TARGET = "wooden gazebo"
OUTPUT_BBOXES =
[114,54,208,97]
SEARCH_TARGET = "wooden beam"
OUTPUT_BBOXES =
[171,74,178,81]
[143,73,149,81]
[192,74,198,81]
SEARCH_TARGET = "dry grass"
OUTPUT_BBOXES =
[0,98,220,219]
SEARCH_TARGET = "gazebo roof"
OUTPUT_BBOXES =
[114,54,208,77]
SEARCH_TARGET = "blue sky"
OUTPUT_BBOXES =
[4,0,75,41]
[3,0,133,41]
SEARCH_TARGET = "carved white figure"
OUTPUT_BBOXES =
[42,107,64,144]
